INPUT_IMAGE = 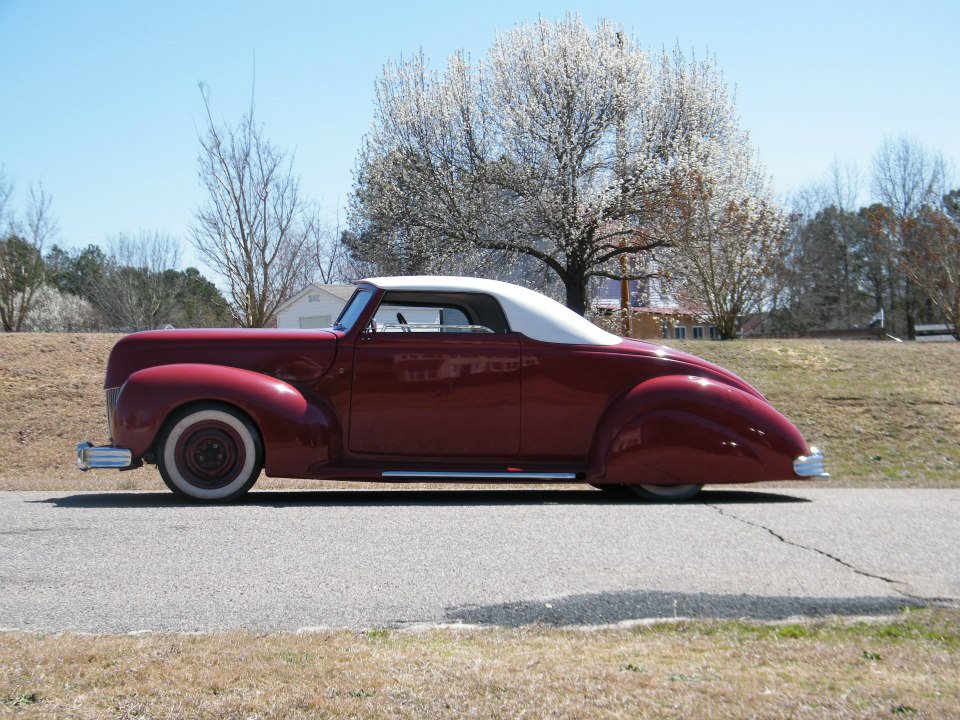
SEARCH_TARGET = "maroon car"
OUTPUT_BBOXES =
[76,276,827,502]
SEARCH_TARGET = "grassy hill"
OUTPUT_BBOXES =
[1,333,957,490]
[666,338,959,487]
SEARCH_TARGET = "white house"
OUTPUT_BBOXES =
[275,284,356,329]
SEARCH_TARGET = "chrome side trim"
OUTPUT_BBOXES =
[76,441,132,471]
[793,446,829,478]
[381,471,578,480]
[375,323,494,334]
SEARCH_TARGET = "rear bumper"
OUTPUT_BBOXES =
[76,441,132,471]
[793,447,829,478]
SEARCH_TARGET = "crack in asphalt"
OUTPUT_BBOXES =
[701,501,956,606]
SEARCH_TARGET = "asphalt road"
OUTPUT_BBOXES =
[0,487,957,632]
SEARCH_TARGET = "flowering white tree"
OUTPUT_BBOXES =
[350,16,774,314]
[23,285,100,332]
[0,177,57,332]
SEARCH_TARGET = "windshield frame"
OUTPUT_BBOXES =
[332,289,374,332]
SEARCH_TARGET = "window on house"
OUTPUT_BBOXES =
[308,294,321,303]
[300,314,332,329]
[709,326,721,340]
[674,325,687,340]
[692,326,704,340]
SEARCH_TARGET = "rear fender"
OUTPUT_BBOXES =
[112,363,335,478]
[589,375,807,485]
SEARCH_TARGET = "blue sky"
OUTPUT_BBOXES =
[1,0,958,260]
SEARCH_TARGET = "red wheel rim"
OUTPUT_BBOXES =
[174,419,247,489]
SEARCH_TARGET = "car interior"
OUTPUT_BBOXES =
[366,291,512,334]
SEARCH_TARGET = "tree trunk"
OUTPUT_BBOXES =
[904,276,917,341]
[564,282,587,316]
[719,315,738,340]
[563,270,588,316]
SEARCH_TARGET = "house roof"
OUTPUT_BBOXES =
[362,276,622,346]
[319,284,357,301]
[633,306,706,318]
[275,283,356,315]
[595,302,707,319]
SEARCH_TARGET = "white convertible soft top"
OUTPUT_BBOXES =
[362,276,623,346]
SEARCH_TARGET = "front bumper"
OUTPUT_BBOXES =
[76,441,132,471]
[793,447,829,478]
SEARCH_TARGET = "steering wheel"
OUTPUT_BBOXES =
[397,312,411,332]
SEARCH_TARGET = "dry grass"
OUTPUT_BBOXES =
[1,333,957,490]
[1,609,957,719]
[665,339,960,487]
[0,333,118,488]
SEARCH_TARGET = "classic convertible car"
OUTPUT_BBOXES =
[76,276,827,501]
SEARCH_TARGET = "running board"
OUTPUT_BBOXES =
[381,471,579,480]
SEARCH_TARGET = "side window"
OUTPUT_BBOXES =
[371,303,492,333]
[440,307,469,327]
[365,291,511,334]
[333,289,372,332]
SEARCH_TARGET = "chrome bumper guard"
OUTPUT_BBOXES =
[76,441,132,471]
[793,447,829,478]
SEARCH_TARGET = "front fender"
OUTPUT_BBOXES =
[588,374,809,485]
[112,363,335,478]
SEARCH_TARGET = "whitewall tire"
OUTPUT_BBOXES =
[157,404,262,502]
[628,484,703,502]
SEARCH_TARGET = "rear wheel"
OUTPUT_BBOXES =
[157,404,262,502]
[627,484,702,502]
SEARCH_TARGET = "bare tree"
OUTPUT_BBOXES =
[825,161,866,326]
[772,165,875,333]
[310,207,351,284]
[191,85,313,327]
[899,192,960,339]
[350,18,766,315]
[871,135,947,338]
[89,232,184,331]
[0,171,11,227]
[660,165,785,339]
[0,182,57,332]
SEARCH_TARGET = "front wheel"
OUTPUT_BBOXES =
[157,404,263,502]
[627,484,702,502]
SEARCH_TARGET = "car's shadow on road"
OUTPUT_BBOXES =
[36,487,810,509]
[446,589,924,625]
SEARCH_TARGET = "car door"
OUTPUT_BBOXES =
[348,307,522,458]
